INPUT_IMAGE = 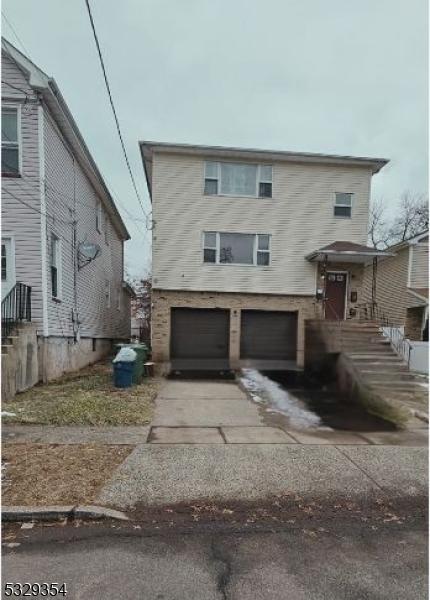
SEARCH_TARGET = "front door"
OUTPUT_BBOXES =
[325,272,347,320]
[1,238,15,300]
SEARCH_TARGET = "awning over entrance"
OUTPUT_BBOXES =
[305,241,394,263]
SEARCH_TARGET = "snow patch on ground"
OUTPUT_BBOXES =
[1,411,16,417]
[240,369,322,430]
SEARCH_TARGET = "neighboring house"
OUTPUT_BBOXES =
[140,141,391,373]
[1,39,132,387]
[362,231,429,341]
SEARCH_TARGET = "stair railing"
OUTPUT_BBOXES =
[1,283,32,340]
[355,301,412,368]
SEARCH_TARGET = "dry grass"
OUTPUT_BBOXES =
[2,443,132,506]
[2,362,160,426]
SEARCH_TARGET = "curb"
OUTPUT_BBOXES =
[2,505,129,523]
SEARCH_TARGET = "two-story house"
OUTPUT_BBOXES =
[140,141,390,374]
[1,39,132,390]
[363,231,429,341]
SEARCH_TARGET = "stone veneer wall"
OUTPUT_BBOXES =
[151,289,319,373]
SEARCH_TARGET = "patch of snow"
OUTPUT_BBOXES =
[240,369,322,429]
[1,411,16,417]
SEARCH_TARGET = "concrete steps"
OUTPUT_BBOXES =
[335,320,429,426]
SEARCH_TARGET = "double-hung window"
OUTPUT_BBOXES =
[2,106,20,175]
[334,193,353,218]
[204,162,272,198]
[50,234,61,299]
[203,232,271,266]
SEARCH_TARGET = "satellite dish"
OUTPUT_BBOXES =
[78,242,101,269]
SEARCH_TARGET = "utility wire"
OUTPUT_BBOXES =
[1,129,148,229]
[2,185,75,226]
[83,0,150,224]
[1,11,30,56]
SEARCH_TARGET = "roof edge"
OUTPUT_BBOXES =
[2,37,130,241]
[139,140,389,175]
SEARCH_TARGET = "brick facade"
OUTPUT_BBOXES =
[152,289,319,372]
[405,306,426,341]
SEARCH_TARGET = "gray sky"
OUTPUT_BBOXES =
[3,0,428,276]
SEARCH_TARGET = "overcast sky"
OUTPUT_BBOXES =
[3,0,428,276]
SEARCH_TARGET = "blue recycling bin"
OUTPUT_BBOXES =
[113,361,134,388]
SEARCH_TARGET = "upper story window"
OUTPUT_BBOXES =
[50,234,62,300]
[2,106,20,176]
[203,232,271,266]
[204,162,272,198]
[334,193,353,218]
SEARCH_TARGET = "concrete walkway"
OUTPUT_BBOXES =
[97,444,428,508]
[147,379,428,446]
[3,379,428,447]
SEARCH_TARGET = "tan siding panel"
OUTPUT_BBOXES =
[152,153,372,294]
[362,248,410,326]
[410,244,429,289]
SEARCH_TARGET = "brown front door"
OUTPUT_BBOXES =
[325,272,347,320]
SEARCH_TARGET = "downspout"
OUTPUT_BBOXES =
[72,156,79,342]
[38,103,49,338]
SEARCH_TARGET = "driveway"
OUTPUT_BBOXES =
[149,379,299,444]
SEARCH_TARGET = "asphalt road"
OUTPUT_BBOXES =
[3,495,428,600]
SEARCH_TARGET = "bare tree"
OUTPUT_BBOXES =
[368,198,390,248]
[369,192,428,248]
[387,192,428,244]
[127,271,152,343]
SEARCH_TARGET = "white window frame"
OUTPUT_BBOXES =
[202,232,271,266]
[334,192,353,218]
[204,162,273,198]
[2,104,22,176]
[105,279,111,308]
[96,201,102,233]
[1,236,16,299]
[50,234,62,300]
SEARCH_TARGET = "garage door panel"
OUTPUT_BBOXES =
[240,310,297,360]
[171,308,230,360]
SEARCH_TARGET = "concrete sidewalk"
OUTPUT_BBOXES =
[97,444,428,508]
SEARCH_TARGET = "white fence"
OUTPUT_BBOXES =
[381,326,428,374]
[408,342,429,374]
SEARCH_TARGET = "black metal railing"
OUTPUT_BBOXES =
[1,283,32,340]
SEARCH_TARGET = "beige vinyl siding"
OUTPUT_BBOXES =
[409,244,429,289]
[362,247,410,326]
[152,153,372,295]
[1,55,44,329]
[43,109,129,339]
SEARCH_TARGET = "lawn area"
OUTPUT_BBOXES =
[2,362,160,426]
[2,443,132,506]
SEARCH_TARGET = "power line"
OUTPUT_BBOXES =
[2,185,74,226]
[83,0,150,224]
[2,129,148,232]
[1,11,30,56]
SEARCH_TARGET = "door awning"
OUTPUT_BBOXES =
[305,241,395,264]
